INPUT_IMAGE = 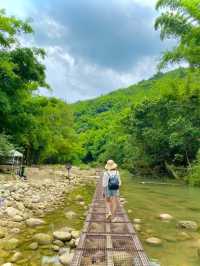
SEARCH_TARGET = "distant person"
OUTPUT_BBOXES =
[102,159,121,222]
[65,162,72,178]
[20,165,27,181]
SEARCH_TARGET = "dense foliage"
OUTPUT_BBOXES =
[155,0,200,69]
[74,68,200,183]
[0,10,78,164]
[0,134,14,163]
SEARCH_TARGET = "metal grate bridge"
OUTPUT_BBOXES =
[71,171,150,266]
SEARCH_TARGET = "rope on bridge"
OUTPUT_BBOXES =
[71,171,150,266]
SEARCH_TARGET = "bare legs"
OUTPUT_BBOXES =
[106,196,117,219]
[105,197,112,219]
[110,196,117,217]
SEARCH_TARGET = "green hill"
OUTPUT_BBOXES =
[73,67,200,184]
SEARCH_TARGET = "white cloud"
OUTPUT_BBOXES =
[131,0,156,8]
[40,44,157,102]
[37,16,66,39]
[0,0,35,17]
[1,0,171,102]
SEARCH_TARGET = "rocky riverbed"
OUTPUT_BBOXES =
[0,166,96,265]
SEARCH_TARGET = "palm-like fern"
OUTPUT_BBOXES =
[155,0,200,69]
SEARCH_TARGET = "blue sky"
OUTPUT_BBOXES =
[0,0,174,102]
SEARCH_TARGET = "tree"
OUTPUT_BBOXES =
[0,134,14,163]
[155,0,200,69]
[0,9,32,47]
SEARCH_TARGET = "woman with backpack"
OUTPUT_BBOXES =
[102,159,121,222]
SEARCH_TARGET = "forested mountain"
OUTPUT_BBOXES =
[73,68,200,184]
[73,0,200,185]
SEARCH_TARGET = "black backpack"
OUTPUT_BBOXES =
[108,172,119,190]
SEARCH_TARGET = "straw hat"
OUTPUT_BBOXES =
[105,160,118,170]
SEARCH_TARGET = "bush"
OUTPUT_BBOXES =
[186,150,200,186]
[0,134,14,162]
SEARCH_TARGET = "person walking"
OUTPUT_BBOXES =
[102,159,121,222]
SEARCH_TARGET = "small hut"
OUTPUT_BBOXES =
[0,149,23,175]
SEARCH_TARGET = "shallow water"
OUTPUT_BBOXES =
[0,183,94,266]
[121,172,200,266]
[2,172,200,266]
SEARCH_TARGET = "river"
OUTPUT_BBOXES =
[1,169,200,266]
[121,171,200,266]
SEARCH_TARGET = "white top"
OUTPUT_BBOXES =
[102,170,122,188]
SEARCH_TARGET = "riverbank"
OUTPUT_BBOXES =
[0,166,96,265]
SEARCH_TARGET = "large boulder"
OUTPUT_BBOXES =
[33,233,52,245]
[31,195,41,203]
[53,231,72,241]
[159,213,173,221]
[65,211,76,219]
[10,251,23,263]
[3,238,20,250]
[133,218,141,224]
[59,253,74,265]
[12,215,24,222]
[71,230,80,239]
[177,220,198,231]
[26,218,45,227]
[6,207,20,217]
[53,239,65,247]
[28,242,38,250]
[145,237,162,246]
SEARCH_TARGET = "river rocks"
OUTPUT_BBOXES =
[133,218,141,224]
[69,239,76,248]
[59,252,74,265]
[33,233,53,245]
[12,215,24,222]
[177,231,192,241]
[52,244,60,251]
[29,242,38,250]
[15,202,25,211]
[134,224,141,232]
[53,231,72,241]
[146,237,162,246]
[65,211,76,219]
[10,228,21,234]
[53,240,65,247]
[75,195,83,201]
[0,228,6,238]
[26,218,45,227]
[71,230,80,239]
[59,247,70,255]
[3,238,20,250]
[31,195,41,203]
[0,250,10,258]
[6,207,20,217]
[159,213,173,221]
[10,251,23,262]
[177,220,198,231]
